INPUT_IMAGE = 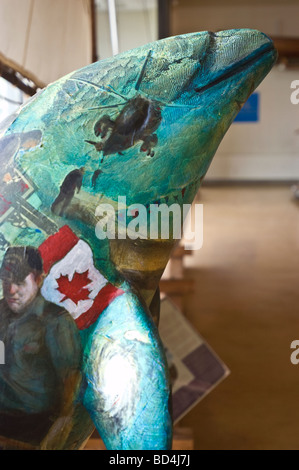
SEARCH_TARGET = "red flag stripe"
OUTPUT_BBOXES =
[39,225,79,274]
[75,283,125,330]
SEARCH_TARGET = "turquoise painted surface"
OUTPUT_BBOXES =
[82,293,171,450]
[1,30,277,273]
[0,30,277,450]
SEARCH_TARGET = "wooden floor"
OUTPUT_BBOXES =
[178,183,299,450]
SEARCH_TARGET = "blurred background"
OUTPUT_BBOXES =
[1,0,299,450]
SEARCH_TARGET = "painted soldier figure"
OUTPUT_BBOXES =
[0,246,82,449]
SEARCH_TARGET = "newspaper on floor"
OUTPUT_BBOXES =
[159,296,230,424]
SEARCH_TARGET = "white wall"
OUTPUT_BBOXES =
[0,77,24,122]
[207,68,299,181]
[172,1,299,38]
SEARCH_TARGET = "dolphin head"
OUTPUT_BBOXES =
[0,29,277,306]
[133,29,277,187]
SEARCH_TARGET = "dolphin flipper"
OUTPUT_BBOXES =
[81,292,172,450]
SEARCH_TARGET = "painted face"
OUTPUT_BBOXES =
[3,273,40,313]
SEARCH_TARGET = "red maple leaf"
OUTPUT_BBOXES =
[56,270,92,305]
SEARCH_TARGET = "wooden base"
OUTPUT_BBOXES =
[83,427,194,450]
[160,242,194,312]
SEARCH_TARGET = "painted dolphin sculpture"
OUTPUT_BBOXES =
[0,29,277,450]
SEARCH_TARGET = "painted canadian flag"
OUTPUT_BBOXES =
[38,225,124,330]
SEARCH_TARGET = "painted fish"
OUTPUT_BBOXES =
[0,29,277,450]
